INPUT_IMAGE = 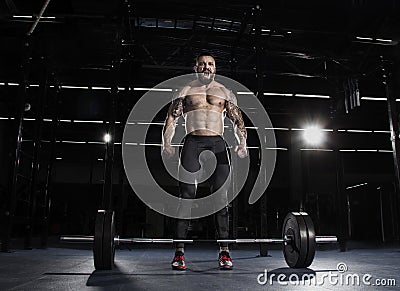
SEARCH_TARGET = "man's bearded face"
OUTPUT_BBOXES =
[195,56,216,84]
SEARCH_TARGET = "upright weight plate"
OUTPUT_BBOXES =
[94,210,105,270]
[282,212,308,268]
[102,211,115,270]
[299,212,316,268]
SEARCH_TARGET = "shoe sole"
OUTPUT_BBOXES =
[172,266,186,271]
[219,265,233,270]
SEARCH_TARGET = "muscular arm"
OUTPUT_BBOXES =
[225,91,247,146]
[162,97,184,146]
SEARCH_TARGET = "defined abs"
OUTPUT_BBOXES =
[185,110,223,135]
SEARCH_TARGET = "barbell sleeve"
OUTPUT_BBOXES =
[60,236,94,242]
[315,236,338,243]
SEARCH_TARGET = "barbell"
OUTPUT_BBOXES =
[61,237,336,244]
[60,210,337,270]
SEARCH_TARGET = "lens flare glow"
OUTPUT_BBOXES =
[104,133,111,143]
[303,126,324,145]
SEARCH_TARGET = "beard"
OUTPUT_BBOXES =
[196,69,215,85]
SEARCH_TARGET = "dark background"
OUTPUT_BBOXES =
[1,0,400,248]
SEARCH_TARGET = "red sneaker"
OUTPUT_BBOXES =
[171,251,186,270]
[218,251,233,270]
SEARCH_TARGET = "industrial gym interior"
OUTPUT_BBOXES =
[0,0,399,290]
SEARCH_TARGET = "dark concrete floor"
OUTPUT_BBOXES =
[0,244,399,290]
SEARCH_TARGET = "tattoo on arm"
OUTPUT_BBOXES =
[171,97,184,118]
[163,97,184,146]
[226,94,247,145]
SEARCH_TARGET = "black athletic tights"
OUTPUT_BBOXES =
[176,135,230,248]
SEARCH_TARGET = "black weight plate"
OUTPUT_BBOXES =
[94,210,105,270]
[282,212,308,268]
[299,212,316,268]
[102,211,115,270]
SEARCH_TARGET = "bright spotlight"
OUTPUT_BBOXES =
[104,133,111,143]
[303,126,324,145]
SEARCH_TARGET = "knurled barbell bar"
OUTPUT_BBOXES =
[60,210,337,270]
[61,236,337,244]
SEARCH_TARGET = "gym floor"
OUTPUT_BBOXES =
[0,243,399,290]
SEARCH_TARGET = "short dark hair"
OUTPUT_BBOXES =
[195,52,215,64]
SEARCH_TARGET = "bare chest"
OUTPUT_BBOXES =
[184,87,227,109]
